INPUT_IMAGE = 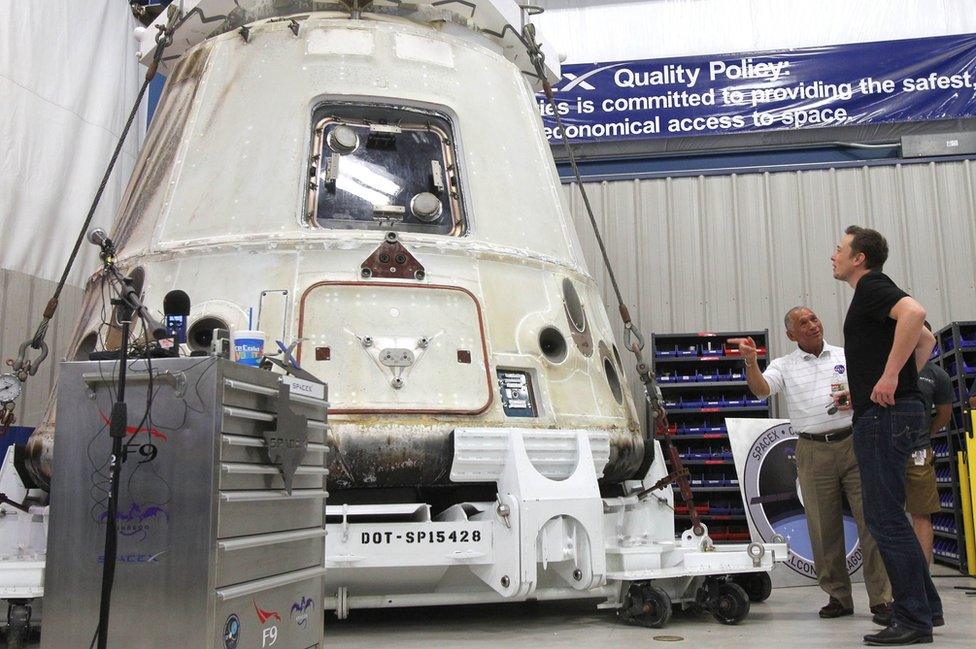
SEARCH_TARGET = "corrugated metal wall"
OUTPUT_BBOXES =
[564,159,976,410]
[0,270,83,427]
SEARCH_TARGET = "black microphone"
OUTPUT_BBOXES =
[163,290,190,344]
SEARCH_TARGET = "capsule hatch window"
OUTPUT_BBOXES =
[308,105,464,235]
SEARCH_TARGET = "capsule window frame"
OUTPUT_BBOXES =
[305,102,467,236]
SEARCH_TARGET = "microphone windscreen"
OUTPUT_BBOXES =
[88,228,108,246]
[163,290,190,316]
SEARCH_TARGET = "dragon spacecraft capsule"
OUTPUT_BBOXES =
[23,0,648,493]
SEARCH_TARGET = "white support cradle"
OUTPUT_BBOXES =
[0,446,47,602]
[323,429,787,619]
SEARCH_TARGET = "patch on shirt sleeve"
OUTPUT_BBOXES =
[834,365,846,375]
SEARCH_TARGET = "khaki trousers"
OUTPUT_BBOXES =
[795,435,892,608]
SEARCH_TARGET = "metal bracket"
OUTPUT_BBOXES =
[262,381,309,495]
[359,232,426,280]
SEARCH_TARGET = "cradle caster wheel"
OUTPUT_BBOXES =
[734,572,772,602]
[623,582,673,628]
[4,600,32,649]
[710,581,750,625]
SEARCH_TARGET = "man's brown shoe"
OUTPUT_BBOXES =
[820,597,854,618]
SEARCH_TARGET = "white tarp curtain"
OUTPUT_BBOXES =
[535,0,976,64]
[0,0,146,286]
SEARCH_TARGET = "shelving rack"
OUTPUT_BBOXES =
[651,330,772,542]
[931,321,976,571]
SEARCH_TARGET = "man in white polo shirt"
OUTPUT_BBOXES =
[732,306,892,621]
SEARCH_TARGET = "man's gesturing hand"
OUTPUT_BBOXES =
[728,337,758,365]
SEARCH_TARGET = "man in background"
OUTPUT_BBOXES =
[832,225,942,646]
[732,308,891,622]
[907,322,952,567]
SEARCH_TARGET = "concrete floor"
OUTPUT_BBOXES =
[15,567,975,648]
[326,567,975,649]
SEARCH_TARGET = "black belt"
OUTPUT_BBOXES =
[797,427,852,443]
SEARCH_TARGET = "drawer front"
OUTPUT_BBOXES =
[221,406,326,445]
[216,529,325,587]
[219,463,327,491]
[220,435,327,465]
[218,490,325,538]
[214,568,324,649]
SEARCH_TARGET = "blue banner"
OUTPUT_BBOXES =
[539,34,976,143]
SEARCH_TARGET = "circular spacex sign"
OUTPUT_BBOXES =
[742,422,863,578]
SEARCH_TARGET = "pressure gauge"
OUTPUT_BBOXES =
[0,373,24,404]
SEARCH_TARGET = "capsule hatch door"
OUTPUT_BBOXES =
[298,282,492,414]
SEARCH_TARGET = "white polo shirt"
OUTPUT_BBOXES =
[762,342,854,434]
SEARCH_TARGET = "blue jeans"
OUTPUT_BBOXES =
[852,401,943,631]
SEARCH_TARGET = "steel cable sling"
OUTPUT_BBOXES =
[8,11,187,426]
[522,23,705,538]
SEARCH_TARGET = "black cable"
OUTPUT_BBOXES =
[88,263,155,648]
[94,305,132,649]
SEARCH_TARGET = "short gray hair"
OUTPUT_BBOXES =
[784,306,810,331]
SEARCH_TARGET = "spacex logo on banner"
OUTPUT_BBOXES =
[728,419,865,587]
[553,64,625,93]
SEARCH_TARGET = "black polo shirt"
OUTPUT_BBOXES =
[843,271,923,420]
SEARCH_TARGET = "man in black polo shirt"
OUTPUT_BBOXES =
[831,225,942,646]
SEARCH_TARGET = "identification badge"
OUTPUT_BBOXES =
[912,449,926,466]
